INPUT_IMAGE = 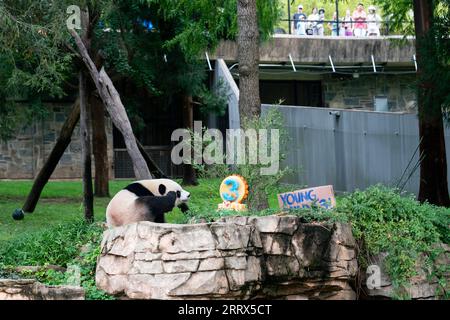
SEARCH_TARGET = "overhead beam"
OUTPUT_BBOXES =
[211,36,416,65]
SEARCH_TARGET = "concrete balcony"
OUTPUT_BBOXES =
[211,34,416,67]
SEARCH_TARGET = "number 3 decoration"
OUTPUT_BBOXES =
[218,175,249,211]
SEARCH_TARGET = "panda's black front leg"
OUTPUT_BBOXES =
[153,209,166,223]
[137,192,177,224]
[178,203,189,213]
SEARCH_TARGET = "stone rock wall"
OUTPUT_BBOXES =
[323,74,417,112]
[363,245,450,300]
[0,279,85,300]
[96,216,358,299]
[0,103,113,179]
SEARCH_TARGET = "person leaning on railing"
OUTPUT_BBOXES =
[317,8,326,36]
[329,12,341,36]
[307,7,319,35]
[343,9,354,36]
[296,15,307,36]
[352,2,367,37]
[292,4,307,35]
[367,5,382,36]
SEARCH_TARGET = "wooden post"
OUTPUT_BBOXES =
[79,71,94,222]
[78,9,94,222]
[182,95,198,186]
[90,92,110,197]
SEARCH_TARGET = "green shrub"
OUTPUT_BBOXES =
[184,206,348,224]
[0,220,102,266]
[74,241,115,300]
[236,108,293,210]
[191,108,294,210]
[0,220,114,300]
[337,185,449,298]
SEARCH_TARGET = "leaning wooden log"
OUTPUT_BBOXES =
[136,139,168,179]
[69,28,151,180]
[21,100,80,214]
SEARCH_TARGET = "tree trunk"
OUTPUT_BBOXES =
[182,95,199,186]
[237,0,268,210]
[85,9,110,198]
[22,101,80,213]
[237,0,261,121]
[248,182,268,211]
[413,0,450,207]
[70,29,152,180]
[90,92,110,197]
[79,71,94,222]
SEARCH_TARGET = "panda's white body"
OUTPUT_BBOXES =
[105,190,142,227]
[106,179,190,228]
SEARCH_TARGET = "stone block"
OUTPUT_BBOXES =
[209,223,251,250]
[198,257,225,271]
[96,217,361,300]
[0,279,84,300]
[163,260,200,273]
[130,261,164,274]
[169,271,229,296]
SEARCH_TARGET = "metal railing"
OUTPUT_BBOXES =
[276,19,412,36]
[114,147,183,179]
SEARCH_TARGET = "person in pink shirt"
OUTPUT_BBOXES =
[352,3,367,37]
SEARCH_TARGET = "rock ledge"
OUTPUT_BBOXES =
[96,216,358,300]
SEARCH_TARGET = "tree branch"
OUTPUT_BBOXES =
[70,28,152,179]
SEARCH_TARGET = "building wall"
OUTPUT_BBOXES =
[0,103,113,180]
[262,104,450,195]
[323,74,417,112]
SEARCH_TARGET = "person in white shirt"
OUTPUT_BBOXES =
[367,5,382,36]
[297,15,307,35]
[308,7,319,35]
[317,8,325,36]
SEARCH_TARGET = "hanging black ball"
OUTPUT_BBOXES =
[12,209,25,221]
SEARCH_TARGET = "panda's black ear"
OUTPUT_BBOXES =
[158,184,167,195]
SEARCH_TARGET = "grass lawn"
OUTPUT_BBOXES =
[0,179,288,243]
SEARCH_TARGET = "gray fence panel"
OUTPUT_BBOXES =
[213,59,240,130]
[263,104,450,195]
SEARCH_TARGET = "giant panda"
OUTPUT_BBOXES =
[106,179,190,228]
